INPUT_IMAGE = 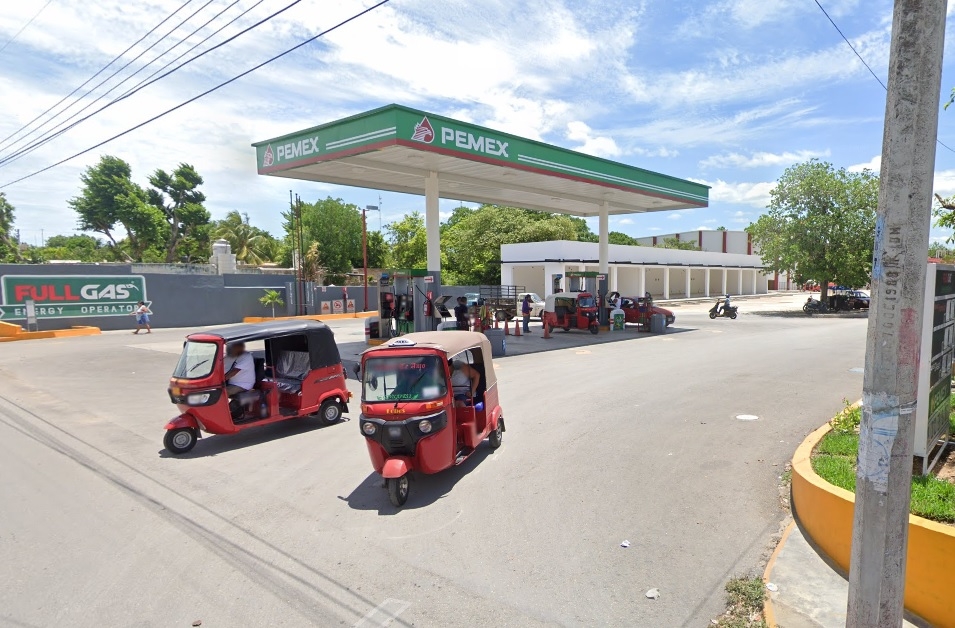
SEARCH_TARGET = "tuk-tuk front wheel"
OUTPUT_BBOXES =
[589,324,599,335]
[164,427,198,455]
[387,475,409,507]
[318,399,342,426]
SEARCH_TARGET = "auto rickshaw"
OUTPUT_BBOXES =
[357,332,505,507]
[163,320,350,455]
[542,291,599,334]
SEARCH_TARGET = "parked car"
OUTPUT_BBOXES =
[847,290,870,309]
[829,289,870,311]
[517,292,545,318]
[620,296,675,328]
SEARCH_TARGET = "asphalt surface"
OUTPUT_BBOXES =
[0,293,867,627]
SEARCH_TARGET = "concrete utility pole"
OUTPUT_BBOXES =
[847,1,946,625]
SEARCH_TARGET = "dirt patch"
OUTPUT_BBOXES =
[934,446,955,483]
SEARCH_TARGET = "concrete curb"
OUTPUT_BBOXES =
[0,325,101,342]
[791,422,955,627]
[762,520,795,627]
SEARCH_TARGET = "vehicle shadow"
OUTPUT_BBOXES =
[158,417,350,459]
[748,310,869,319]
[340,445,495,515]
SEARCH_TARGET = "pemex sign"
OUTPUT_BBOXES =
[0,275,148,320]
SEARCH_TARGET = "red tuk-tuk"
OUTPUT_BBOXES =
[163,320,350,455]
[357,332,505,507]
[619,296,675,330]
[542,291,599,334]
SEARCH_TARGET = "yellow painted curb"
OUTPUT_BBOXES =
[791,422,955,627]
[0,326,101,342]
[762,520,795,628]
[243,312,377,323]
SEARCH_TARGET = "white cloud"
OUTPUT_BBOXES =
[647,227,662,231]
[566,121,622,158]
[848,155,881,173]
[691,179,774,208]
[696,225,713,230]
[934,169,955,198]
[667,212,683,220]
[702,218,718,224]
[700,149,830,169]
[617,217,634,225]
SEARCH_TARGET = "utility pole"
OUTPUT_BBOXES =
[847,1,946,625]
[362,205,379,313]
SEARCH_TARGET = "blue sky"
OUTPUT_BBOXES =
[2,0,955,246]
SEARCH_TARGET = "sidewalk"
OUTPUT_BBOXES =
[765,521,924,627]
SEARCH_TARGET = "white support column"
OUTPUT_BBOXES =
[610,265,618,293]
[425,171,440,273]
[737,268,743,295]
[598,201,609,275]
[685,268,692,298]
[663,266,670,299]
[751,269,758,295]
[638,266,646,297]
[721,268,727,295]
[704,268,711,297]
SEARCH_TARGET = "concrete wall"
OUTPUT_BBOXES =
[632,230,751,254]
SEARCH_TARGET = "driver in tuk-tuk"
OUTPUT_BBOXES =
[224,342,255,397]
[449,359,480,407]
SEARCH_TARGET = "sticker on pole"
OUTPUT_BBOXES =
[424,276,434,284]
[597,274,606,280]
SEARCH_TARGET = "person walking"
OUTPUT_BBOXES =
[131,301,152,334]
[521,294,532,334]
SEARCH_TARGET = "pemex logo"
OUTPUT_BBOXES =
[263,144,274,167]
[411,117,434,143]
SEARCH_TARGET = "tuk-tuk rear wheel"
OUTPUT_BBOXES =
[318,399,342,426]
[387,475,409,507]
[489,417,504,449]
[164,428,197,455]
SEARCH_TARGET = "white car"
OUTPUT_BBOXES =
[518,292,545,318]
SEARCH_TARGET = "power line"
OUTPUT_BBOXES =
[0,0,394,189]
[0,0,257,167]
[0,0,55,56]
[810,0,955,155]
[0,0,196,151]
[0,0,219,159]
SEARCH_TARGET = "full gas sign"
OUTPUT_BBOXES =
[0,275,148,320]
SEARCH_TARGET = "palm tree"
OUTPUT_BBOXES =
[259,289,285,318]
[214,211,272,265]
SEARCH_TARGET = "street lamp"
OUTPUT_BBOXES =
[363,205,380,312]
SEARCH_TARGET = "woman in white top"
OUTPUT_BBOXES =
[131,301,152,334]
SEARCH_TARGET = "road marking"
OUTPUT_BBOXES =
[354,598,410,627]
[575,349,591,354]
[736,414,759,421]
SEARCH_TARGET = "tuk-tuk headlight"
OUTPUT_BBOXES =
[187,393,211,405]
[418,419,433,434]
[361,422,377,436]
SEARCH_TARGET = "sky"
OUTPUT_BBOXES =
[2,0,955,246]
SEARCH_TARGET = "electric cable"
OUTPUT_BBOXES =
[0,0,55,56]
[0,0,196,151]
[811,0,955,155]
[0,0,218,159]
[0,0,300,168]
[0,0,256,167]
[0,0,393,189]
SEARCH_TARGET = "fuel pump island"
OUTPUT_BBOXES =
[252,104,708,332]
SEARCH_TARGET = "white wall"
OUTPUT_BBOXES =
[501,240,763,269]
[512,265,546,296]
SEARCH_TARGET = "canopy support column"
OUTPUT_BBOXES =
[598,201,609,327]
[425,171,440,274]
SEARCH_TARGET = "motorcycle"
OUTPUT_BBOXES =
[709,300,738,320]
[803,298,829,316]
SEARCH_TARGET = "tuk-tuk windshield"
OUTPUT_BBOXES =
[362,355,447,402]
[172,341,218,379]
[577,296,596,308]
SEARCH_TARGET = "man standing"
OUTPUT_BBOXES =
[224,342,255,397]
[521,294,532,334]
[454,296,470,330]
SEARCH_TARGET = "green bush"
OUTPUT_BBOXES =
[831,400,861,434]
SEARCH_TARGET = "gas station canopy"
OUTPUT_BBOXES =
[252,104,708,217]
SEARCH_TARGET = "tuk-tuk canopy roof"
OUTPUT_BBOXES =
[192,320,332,343]
[544,291,591,310]
[362,331,497,388]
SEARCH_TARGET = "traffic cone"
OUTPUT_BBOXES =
[504,319,510,335]
[543,319,551,339]
[514,318,522,336]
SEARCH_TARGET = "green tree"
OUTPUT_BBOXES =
[0,192,19,262]
[259,289,285,318]
[386,211,428,269]
[37,235,108,262]
[716,226,727,231]
[365,230,390,268]
[147,163,210,262]
[284,197,361,274]
[749,160,879,302]
[214,211,280,265]
[68,156,166,262]
[656,237,698,250]
[608,231,639,246]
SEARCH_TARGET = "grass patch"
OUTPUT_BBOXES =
[714,576,767,628]
[812,405,955,526]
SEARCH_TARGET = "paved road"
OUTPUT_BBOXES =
[0,294,866,627]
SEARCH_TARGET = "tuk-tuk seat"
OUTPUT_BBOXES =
[270,350,310,393]
[555,305,569,318]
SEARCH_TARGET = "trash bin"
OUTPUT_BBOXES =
[650,313,666,334]
[484,328,506,356]
[611,308,625,331]
[364,316,380,341]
